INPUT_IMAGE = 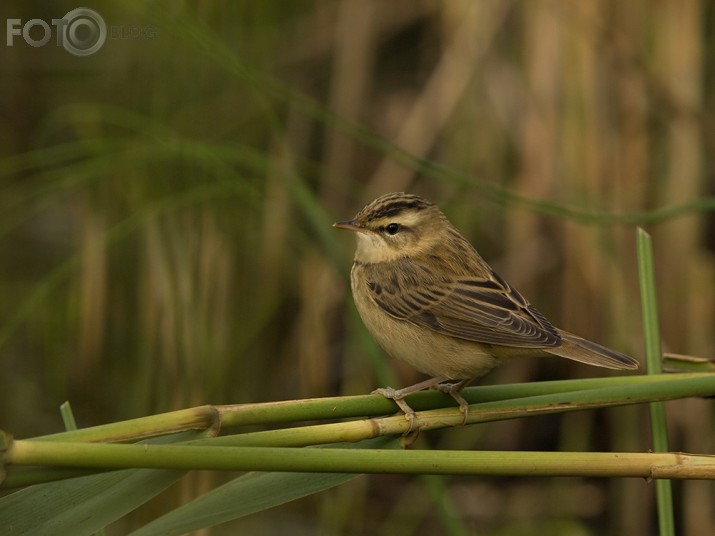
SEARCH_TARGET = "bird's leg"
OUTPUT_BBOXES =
[373,376,447,432]
[433,378,474,424]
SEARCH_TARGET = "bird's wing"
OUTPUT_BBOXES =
[364,261,561,348]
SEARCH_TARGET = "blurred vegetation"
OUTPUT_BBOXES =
[1,0,714,534]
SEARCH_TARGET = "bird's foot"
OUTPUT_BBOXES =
[433,380,471,424]
[372,386,417,434]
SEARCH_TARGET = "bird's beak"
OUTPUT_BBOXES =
[333,219,366,233]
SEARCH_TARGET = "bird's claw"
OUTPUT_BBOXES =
[372,386,418,435]
[433,381,470,424]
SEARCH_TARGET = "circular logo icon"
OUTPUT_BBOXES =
[61,7,106,56]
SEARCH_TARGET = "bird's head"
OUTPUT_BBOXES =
[333,192,451,263]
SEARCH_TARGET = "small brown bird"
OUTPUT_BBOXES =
[334,192,638,421]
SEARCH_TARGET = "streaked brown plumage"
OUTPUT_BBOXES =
[334,192,638,420]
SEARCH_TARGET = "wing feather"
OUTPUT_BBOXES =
[365,258,561,348]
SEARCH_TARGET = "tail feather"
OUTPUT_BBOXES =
[547,330,639,370]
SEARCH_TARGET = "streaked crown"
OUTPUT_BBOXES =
[354,192,435,223]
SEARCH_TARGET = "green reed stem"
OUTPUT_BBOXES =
[637,228,674,536]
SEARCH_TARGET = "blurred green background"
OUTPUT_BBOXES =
[1,0,714,534]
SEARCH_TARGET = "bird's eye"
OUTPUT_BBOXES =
[385,223,401,235]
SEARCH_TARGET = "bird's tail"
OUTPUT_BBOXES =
[547,330,639,370]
